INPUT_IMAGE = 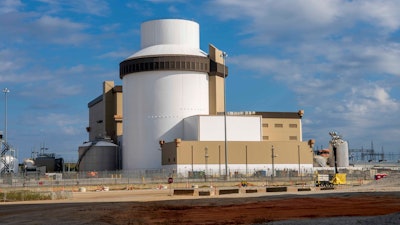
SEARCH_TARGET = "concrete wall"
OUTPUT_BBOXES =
[261,117,302,141]
[88,96,105,141]
[161,140,314,175]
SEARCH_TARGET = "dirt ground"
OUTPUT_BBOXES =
[1,184,400,225]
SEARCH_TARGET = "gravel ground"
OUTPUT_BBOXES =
[264,212,400,225]
[0,176,399,224]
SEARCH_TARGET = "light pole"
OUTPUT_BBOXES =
[245,145,248,178]
[204,147,209,182]
[298,145,302,180]
[3,88,9,143]
[222,51,228,180]
[329,131,342,174]
[191,145,194,174]
[218,145,221,176]
[271,145,277,181]
[271,145,275,178]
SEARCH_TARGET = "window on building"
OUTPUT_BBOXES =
[289,136,298,140]
[263,136,269,140]
[274,124,283,128]
[262,123,268,127]
[289,124,297,128]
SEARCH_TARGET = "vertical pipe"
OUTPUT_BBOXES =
[245,145,248,178]
[191,145,194,173]
[218,145,221,177]
[222,52,228,180]
[298,145,300,176]
[204,147,208,182]
[333,146,338,174]
[271,145,275,180]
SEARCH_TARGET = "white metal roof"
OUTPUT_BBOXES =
[126,44,207,59]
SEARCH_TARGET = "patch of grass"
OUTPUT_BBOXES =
[0,190,52,202]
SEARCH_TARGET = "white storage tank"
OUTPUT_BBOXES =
[120,19,210,169]
[0,155,19,173]
[328,140,349,167]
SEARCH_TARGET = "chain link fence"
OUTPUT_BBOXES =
[1,166,389,190]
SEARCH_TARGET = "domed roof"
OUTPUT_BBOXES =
[125,44,207,60]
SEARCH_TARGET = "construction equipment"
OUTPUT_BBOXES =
[315,172,347,187]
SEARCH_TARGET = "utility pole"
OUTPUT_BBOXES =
[3,88,9,143]
[222,51,228,180]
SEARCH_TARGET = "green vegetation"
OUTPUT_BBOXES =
[0,190,52,202]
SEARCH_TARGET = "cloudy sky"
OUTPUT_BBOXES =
[0,0,399,162]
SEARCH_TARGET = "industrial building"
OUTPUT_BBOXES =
[81,19,316,176]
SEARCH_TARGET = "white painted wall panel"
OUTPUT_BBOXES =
[141,19,199,49]
[183,116,199,140]
[183,115,262,141]
[122,19,209,170]
[123,71,209,169]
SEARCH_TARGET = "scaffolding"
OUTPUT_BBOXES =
[1,134,15,174]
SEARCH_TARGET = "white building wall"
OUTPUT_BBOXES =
[182,116,199,140]
[123,71,209,169]
[183,115,262,141]
[122,19,209,170]
[141,19,199,49]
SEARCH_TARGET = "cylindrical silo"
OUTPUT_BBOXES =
[78,141,119,171]
[0,155,19,173]
[120,19,209,170]
[328,141,349,168]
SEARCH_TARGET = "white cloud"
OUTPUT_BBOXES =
[36,0,109,16]
[229,55,293,76]
[209,0,400,44]
[0,0,23,13]
[345,85,399,116]
[33,15,89,44]
[98,50,134,59]
[36,113,83,136]
[210,0,400,152]
[0,12,90,45]
[101,23,120,32]
[358,0,400,31]
[147,0,187,3]
[168,5,178,13]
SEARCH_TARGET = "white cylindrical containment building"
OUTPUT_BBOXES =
[120,19,210,169]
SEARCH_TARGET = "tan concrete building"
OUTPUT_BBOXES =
[85,46,314,175]
[161,111,314,177]
[86,81,122,145]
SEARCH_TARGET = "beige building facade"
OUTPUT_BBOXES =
[160,111,314,177]
[85,46,314,174]
[87,81,123,145]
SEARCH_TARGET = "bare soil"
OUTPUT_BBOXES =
[0,190,399,225]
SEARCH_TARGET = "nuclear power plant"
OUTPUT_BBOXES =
[79,19,342,176]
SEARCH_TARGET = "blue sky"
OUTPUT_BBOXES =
[1,0,399,162]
